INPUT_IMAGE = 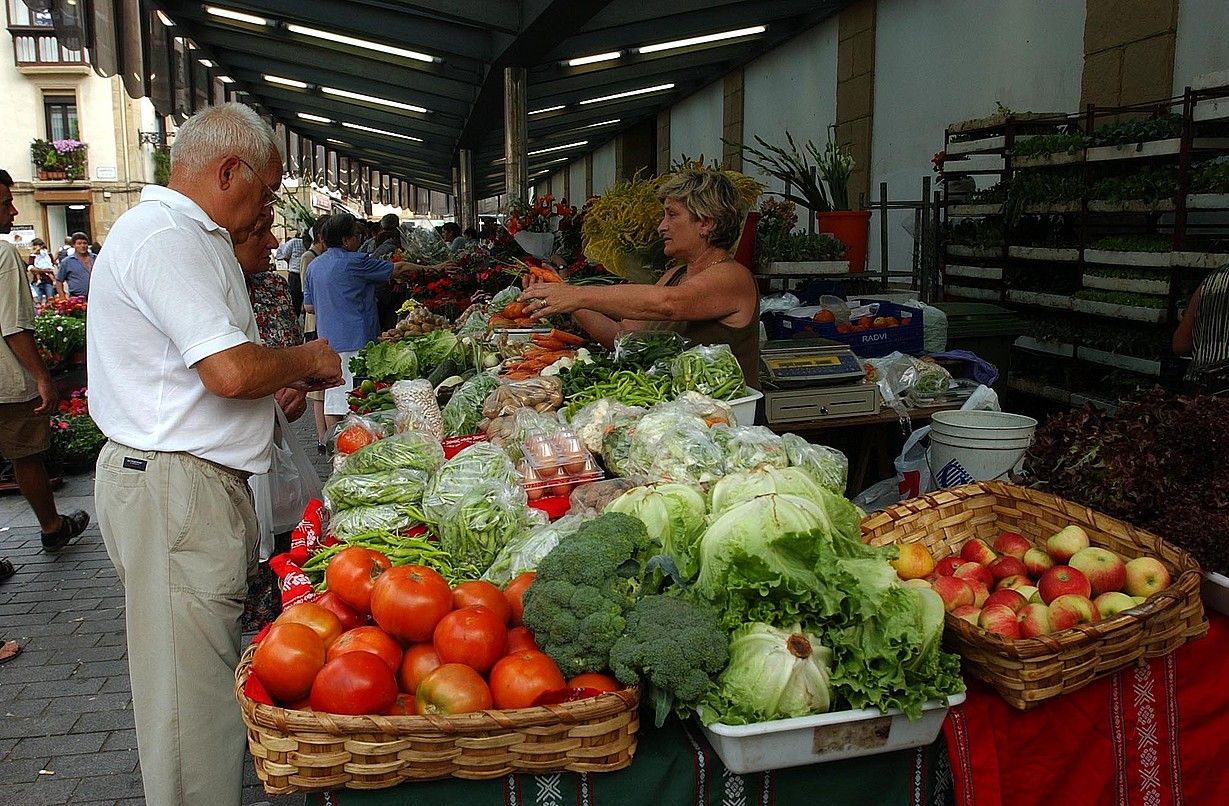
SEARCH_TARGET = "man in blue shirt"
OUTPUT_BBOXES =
[55,231,93,298]
[302,212,413,428]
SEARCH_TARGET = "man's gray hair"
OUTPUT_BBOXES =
[170,102,280,173]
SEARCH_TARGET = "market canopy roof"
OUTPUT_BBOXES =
[61,0,846,198]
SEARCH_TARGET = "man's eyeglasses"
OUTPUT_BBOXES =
[236,157,284,210]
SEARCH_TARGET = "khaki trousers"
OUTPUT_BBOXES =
[95,441,259,806]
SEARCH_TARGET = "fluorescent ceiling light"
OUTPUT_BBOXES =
[326,139,351,148]
[528,105,565,116]
[198,59,215,68]
[286,24,435,63]
[636,25,767,54]
[264,74,307,89]
[217,75,234,84]
[155,10,175,27]
[298,112,332,123]
[528,140,588,156]
[204,5,268,26]
[583,118,621,129]
[579,83,674,105]
[341,122,423,142]
[322,86,428,114]
[565,51,620,67]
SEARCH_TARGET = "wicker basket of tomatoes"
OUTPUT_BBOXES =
[235,563,639,794]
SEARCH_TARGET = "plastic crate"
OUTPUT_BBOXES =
[763,299,923,358]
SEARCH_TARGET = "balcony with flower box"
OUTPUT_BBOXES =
[30,138,88,183]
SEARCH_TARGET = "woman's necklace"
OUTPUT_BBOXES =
[685,249,728,275]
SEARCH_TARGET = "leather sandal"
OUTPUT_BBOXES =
[41,510,90,553]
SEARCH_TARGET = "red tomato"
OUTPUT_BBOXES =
[505,626,539,655]
[384,693,417,716]
[452,580,512,625]
[503,572,536,627]
[488,651,566,710]
[252,623,326,703]
[315,591,366,632]
[275,602,343,648]
[415,663,492,715]
[369,564,454,643]
[326,626,403,672]
[325,547,391,615]
[433,606,507,674]
[310,651,399,715]
[397,643,443,695]
[336,425,375,455]
[567,672,621,692]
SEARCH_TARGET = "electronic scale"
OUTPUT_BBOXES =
[760,338,880,423]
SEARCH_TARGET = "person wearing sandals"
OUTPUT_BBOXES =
[0,169,90,577]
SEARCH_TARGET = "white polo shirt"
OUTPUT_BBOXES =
[86,185,275,474]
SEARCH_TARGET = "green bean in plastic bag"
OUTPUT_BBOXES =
[422,442,521,522]
[322,469,429,512]
[331,503,426,539]
[434,478,543,572]
[670,344,746,400]
[482,514,583,586]
[441,373,501,437]
[340,431,445,476]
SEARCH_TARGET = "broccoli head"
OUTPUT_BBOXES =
[608,594,730,723]
[520,514,650,677]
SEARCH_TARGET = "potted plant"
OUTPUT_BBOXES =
[48,389,106,473]
[754,199,847,274]
[736,130,870,271]
[31,138,88,181]
[504,195,570,259]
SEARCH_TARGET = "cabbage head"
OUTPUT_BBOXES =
[708,466,827,518]
[604,484,708,580]
[699,623,833,725]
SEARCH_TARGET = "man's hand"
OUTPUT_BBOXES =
[33,376,59,415]
[299,338,345,390]
[274,386,307,422]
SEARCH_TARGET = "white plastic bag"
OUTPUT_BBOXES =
[250,407,323,560]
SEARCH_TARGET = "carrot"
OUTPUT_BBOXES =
[489,316,514,328]
[531,337,567,352]
[549,329,586,346]
[514,317,538,327]
[528,265,563,283]
[503,371,534,380]
[502,302,528,319]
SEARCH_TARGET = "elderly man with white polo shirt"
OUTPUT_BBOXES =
[86,102,344,806]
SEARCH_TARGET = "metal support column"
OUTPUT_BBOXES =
[459,148,477,230]
[504,66,528,201]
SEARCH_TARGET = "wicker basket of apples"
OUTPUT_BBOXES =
[861,481,1207,709]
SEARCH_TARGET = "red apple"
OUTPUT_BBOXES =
[1048,594,1100,631]
[951,605,981,625]
[1038,565,1091,604]
[932,576,975,612]
[995,574,1030,591]
[1017,603,1054,638]
[978,604,1022,639]
[1124,557,1171,597]
[1016,585,1040,603]
[954,561,995,590]
[934,556,964,577]
[1046,525,1090,563]
[1023,547,1055,578]
[968,580,990,608]
[1069,547,1127,596]
[992,531,1032,560]
[1094,591,1137,619]
[960,538,998,567]
[984,588,1028,613]
[988,555,1029,582]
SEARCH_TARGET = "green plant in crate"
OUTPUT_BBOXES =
[48,389,106,467]
[33,313,86,366]
[1191,161,1229,194]
[1090,168,1179,206]
[1012,133,1089,159]
[1089,113,1183,147]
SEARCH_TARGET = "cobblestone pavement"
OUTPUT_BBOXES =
[0,414,331,805]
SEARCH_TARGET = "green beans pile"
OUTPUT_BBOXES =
[300,529,480,588]
[562,370,673,418]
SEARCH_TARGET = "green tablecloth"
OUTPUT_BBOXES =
[307,717,951,806]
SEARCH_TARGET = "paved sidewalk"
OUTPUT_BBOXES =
[0,414,330,805]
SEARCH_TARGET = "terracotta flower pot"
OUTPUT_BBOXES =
[817,210,871,273]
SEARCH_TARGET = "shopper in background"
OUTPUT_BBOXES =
[303,211,415,430]
[275,228,306,316]
[0,169,92,618]
[1173,264,1229,387]
[87,102,343,806]
[300,215,330,452]
[55,235,71,262]
[440,220,469,252]
[55,231,93,299]
[369,212,404,260]
[26,238,57,303]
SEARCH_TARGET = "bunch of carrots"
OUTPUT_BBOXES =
[487,264,564,328]
[501,329,585,379]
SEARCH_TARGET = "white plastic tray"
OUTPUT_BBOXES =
[700,693,964,774]
[728,388,763,426]
[1202,572,1229,617]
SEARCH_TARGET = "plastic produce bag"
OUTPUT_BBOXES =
[482,376,563,419]
[422,442,521,521]
[567,477,641,518]
[250,407,323,560]
[402,225,449,264]
[759,292,801,315]
[567,399,641,455]
[392,379,443,439]
[433,478,540,571]
[613,330,686,372]
[864,353,953,413]
[482,514,583,586]
[655,391,734,427]
[670,344,746,400]
[322,468,429,512]
[330,413,389,456]
[781,434,849,495]
[340,431,445,476]
[441,373,501,437]
[711,425,789,472]
[331,503,425,540]
[626,409,726,484]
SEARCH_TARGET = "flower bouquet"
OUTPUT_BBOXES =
[505,195,571,259]
[36,295,87,319]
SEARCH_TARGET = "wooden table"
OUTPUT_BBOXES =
[767,402,965,495]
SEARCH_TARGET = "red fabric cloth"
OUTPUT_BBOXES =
[944,611,1229,805]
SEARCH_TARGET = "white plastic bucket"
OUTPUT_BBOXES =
[927,410,1037,487]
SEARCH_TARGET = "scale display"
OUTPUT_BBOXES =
[761,339,865,384]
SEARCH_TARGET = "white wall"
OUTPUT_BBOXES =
[591,140,616,193]
[870,0,1086,273]
[743,19,839,201]
[569,159,587,199]
[668,80,723,165]
[1173,0,1229,94]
